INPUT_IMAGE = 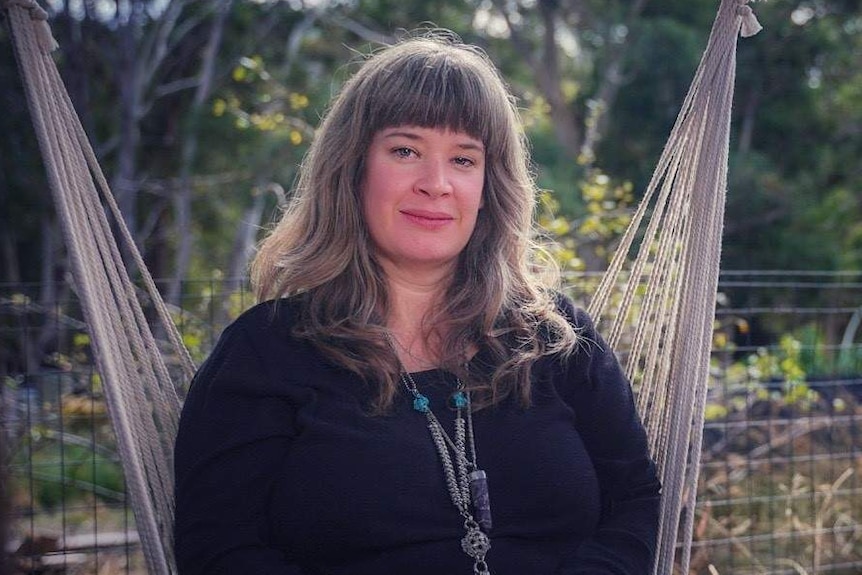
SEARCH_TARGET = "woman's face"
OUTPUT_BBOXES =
[361,125,486,276]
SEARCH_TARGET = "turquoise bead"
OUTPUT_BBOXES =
[451,391,469,408]
[413,394,430,413]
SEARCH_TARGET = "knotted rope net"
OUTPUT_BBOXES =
[4,0,761,573]
[587,1,761,573]
[4,1,195,573]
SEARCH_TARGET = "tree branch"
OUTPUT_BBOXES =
[580,0,650,167]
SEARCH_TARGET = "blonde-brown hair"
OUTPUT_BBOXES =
[251,31,577,411]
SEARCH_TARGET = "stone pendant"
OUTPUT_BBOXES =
[469,469,492,531]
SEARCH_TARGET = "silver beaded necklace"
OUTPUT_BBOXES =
[396,365,493,575]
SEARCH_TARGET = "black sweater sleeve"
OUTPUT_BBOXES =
[173,317,308,575]
[555,303,662,574]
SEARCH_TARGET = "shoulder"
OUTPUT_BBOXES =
[189,296,316,393]
[226,296,303,338]
[542,292,617,385]
[544,295,631,405]
[549,291,601,347]
[211,296,309,356]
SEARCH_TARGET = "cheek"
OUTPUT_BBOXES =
[362,169,403,212]
[360,178,386,216]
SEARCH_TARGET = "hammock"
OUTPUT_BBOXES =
[4,0,762,573]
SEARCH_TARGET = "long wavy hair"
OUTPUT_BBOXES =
[251,31,578,411]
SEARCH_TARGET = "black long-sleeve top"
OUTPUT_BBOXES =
[173,296,660,574]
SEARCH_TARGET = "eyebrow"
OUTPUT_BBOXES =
[380,130,485,153]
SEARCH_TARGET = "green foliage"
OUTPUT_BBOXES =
[538,167,635,274]
[705,321,862,421]
[747,335,816,408]
[10,435,124,511]
[2,0,860,351]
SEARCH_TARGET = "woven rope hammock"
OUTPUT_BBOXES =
[4,0,761,573]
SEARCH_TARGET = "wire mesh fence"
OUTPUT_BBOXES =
[1,271,861,574]
[691,271,862,575]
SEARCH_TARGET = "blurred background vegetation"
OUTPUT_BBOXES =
[0,0,860,357]
[1,0,859,285]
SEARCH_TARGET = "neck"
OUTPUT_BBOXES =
[382,259,453,324]
[383,264,452,372]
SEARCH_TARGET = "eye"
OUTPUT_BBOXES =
[454,156,476,168]
[392,147,417,159]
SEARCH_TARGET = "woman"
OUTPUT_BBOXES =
[174,31,660,575]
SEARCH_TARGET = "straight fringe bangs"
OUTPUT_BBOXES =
[359,45,502,152]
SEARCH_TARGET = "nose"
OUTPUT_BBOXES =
[416,158,453,198]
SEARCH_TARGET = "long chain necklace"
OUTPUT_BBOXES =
[397,366,493,575]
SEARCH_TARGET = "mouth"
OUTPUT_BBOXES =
[400,209,455,228]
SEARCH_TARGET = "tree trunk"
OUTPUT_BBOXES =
[535,0,582,156]
[224,193,266,292]
[738,85,760,155]
[580,0,649,167]
[492,0,582,158]
[113,2,142,254]
[36,216,59,356]
[213,188,272,327]
[167,0,233,306]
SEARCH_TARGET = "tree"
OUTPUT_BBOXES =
[3,0,859,313]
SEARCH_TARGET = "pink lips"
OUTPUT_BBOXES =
[400,209,454,229]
